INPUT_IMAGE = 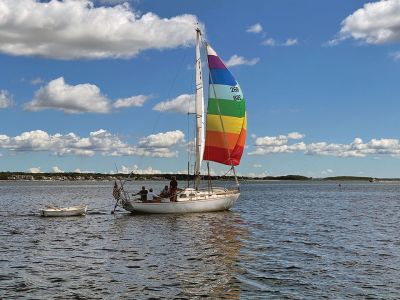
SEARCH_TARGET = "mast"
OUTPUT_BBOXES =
[194,28,205,190]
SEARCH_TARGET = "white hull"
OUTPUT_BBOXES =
[120,188,239,214]
[40,204,88,217]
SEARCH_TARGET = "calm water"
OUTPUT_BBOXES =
[1,180,400,299]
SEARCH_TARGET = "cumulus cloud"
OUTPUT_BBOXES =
[119,164,162,175]
[390,51,400,61]
[283,38,298,46]
[333,0,400,45]
[262,38,276,46]
[30,77,44,85]
[246,23,263,34]
[0,0,202,59]
[287,132,305,140]
[0,90,12,108]
[242,172,268,178]
[113,95,150,108]
[249,133,400,158]
[321,169,333,175]
[74,168,94,173]
[153,94,195,114]
[28,167,41,173]
[262,38,298,47]
[139,130,185,148]
[305,138,400,157]
[25,77,110,113]
[24,77,149,113]
[225,55,260,67]
[0,129,184,158]
[52,166,64,173]
[253,164,263,168]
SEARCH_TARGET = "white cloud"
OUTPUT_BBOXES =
[246,23,263,34]
[25,77,110,113]
[24,77,148,114]
[28,167,41,173]
[52,166,64,173]
[254,135,290,147]
[321,169,334,175]
[98,0,127,4]
[287,132,305,140]
[0,0,202,59]
[241,171,268,178]
[139,130,185,148]
[262,38,299,47]
[0,90,12,108]
[262,38,276,46]
[120,164,162,175]
[153,94,195,114]
[0,129,183,158]
[253,164,262,168]
[30,77,44,85]
[335,0,400,45]
[283,38,298,46]
[113,95,150,108]
[225,55,260,67]
[249,142,306,155]
[73,168,94,173]
[249,133,400,158]
[390,51,400,61]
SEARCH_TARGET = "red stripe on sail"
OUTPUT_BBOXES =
[203,145,244,166]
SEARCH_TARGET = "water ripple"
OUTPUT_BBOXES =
[1,181,400,298]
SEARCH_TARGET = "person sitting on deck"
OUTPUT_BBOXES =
[159,185,170,198]
[147,188,160,202]
[170,176,178,202]
[134,186,148,202]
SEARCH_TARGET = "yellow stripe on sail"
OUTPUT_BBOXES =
[206,114,246,135]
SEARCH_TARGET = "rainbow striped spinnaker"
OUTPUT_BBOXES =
[203,44,247,166]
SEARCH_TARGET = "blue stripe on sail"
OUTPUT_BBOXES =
[209,69,237,86]
[209,84,243,101]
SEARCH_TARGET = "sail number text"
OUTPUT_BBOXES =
[230,86,242,101]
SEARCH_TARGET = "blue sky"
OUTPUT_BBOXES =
[1,0,400,177]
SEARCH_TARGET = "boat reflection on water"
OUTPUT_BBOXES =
[109,211,249,298]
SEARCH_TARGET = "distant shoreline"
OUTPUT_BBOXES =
[0,172,396,182]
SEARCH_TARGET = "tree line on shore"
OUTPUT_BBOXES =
[1,172,391,181]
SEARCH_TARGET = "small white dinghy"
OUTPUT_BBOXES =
[40,204,88,217]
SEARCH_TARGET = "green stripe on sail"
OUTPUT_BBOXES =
[207,98,246,118]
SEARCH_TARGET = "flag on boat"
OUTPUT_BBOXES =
[203,44,246,166]
[112,181,120,200]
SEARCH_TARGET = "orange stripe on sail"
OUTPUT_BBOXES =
[205,129,246,149]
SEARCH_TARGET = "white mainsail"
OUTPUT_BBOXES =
[194,28,205,188]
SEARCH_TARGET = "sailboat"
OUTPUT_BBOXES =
[114,28,246,214]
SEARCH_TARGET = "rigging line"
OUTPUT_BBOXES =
[126,50,190,177]
[149,48,190,143]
